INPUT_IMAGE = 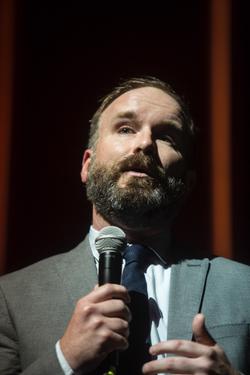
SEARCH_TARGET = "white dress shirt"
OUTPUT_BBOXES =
[56,226,171,374]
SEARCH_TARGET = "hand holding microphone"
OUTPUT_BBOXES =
[60,226,129,374]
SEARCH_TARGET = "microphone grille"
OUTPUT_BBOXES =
[95,226,126,254]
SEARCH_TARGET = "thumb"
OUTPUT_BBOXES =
[192,313,216,346]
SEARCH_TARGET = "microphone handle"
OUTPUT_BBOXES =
[98,250,122,285]
[99,250,123,375]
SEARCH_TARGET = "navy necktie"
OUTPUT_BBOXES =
[119,244,152,374]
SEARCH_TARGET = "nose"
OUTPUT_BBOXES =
[132,127,155,155]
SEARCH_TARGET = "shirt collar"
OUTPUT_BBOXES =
[89,226,168,267]
[89,225,101,262]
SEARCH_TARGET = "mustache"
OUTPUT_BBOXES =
[116,153,166,181]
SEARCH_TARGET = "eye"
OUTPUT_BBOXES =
[158,134,175,144]
[118,126,135,134]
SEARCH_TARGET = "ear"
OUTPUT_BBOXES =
[185,169,196,193]
[81,149,92,183]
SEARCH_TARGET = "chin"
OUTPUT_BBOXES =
[106,208,173,232]
[118,173,150,187]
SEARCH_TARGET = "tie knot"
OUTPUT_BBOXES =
[123,244,152,268]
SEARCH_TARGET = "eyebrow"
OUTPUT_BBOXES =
[113,111,137,120]
[113,110,182,125]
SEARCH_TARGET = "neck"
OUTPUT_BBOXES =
[92,207,172,260]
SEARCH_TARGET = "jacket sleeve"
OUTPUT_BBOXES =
[0,285,64,375]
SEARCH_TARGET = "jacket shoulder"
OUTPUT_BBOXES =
[209,256,250,276]
[0,237,90,290]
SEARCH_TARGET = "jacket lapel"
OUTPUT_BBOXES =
[167,258,210,340]
[54,236,98,306]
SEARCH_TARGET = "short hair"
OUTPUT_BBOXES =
[88,76,196,167]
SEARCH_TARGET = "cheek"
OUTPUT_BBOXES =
[95,138,112,161]
[159,148,186,176]
[95,137,128,163]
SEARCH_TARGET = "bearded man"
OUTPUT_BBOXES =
[0,77,249,375]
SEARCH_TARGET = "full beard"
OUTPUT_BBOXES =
[85,152,187,230]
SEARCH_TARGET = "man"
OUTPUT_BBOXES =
[0,77,249,375]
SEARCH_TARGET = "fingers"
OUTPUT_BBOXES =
[143,345,234,375]
[148,314,216,359]
[87,283,130,304]
[77,288,131,322]
[149,339,214,358]
[103,330,129,352]
[143,354,225,375]
[143,355,202,374]
[192,313,216,346]
[102,316,129,339]
[143,316,235,375]
[99,299,131,321]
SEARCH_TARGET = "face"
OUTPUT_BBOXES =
[96,87,186,178]
[82,87,191,230]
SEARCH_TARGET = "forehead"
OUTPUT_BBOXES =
[100,87,181,127]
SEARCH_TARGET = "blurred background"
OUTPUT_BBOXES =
[0,0,249,275]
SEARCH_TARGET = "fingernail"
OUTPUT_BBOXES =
[149,348,156,356]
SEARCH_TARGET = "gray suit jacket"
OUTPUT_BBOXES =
[0,236,249,374]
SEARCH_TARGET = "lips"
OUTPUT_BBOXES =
[124,170,149,177]
[117,153,163,181]
[121,164,152,177]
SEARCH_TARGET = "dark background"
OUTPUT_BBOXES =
[5,1,250,273]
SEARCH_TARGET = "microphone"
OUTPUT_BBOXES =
[95,226,126,285]
[95,226,127,375]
